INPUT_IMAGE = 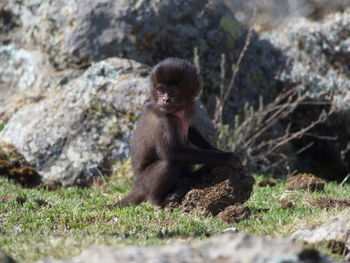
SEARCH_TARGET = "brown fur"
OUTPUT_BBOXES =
[118,58,242,207]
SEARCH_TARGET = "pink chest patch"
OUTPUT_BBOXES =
[172,109,190,142]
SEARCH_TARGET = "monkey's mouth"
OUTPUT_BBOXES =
[159,105,175,112]
[160,103,185,113]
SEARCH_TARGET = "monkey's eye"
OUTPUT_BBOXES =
[156,85,166,93]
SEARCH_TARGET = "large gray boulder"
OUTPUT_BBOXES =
[263,11,350,98]
[1,0,241,91]
[0,58,214,186]
[208,9,350,179]
[224,10,350,179]
[229,10,350,116]
[36,232,333,263]
[1,58,147,185]
[0,45,83,123]
[260,10,350,180]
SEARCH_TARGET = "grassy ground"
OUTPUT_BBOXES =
[1,162,349,262]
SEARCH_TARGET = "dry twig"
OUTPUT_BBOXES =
[214,7,257,126]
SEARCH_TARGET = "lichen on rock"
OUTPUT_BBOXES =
[0,58,149,186]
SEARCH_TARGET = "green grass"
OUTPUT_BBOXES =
[237,175,350,236]
[1,168,350,262]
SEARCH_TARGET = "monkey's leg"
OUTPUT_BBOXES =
[145,160,180,207]
[165,165,214,205]
[117,180,147,207]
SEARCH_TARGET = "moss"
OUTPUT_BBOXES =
[104,118,123,138]
[220,15,241,40]
[127,111,138,122]
[88,96,104,116]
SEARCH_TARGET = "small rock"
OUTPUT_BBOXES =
[221,227,239,233]
[258,179,276,187]
[281,200,294,209]
[217,205,250,223]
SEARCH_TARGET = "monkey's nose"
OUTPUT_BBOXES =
[163,97,173,103]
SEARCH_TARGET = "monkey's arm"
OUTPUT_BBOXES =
[169,146,239,166]
[156,116,241,168]
[188,126,219,150]
[158,132,238,166]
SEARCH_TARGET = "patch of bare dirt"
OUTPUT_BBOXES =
[0,139,41,187]
[258,179,276,187]
[287,173,325,192]
[309,197,350,210]
[166,165,255,218]
[217,205,251,223]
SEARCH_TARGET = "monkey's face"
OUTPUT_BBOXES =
[153,81,190,113]
[150,58,202,113]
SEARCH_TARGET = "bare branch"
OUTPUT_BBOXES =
[223,9,256,103]
[253,108,333,162]
[214,7,257,127]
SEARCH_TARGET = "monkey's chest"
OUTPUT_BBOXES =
[178,119,189,142]
[172,110,189,143]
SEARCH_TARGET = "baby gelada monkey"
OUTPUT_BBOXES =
[118,58,242,207]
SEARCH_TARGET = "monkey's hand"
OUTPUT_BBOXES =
[227,152,243,169]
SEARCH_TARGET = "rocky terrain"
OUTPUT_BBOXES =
[1,0,349,182]
[1,0,350,262]
[35,232,335,263]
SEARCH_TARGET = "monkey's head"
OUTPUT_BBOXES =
[150,58,202,113]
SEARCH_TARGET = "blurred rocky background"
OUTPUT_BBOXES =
[225,0,349,29]
[0,0,349,186]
